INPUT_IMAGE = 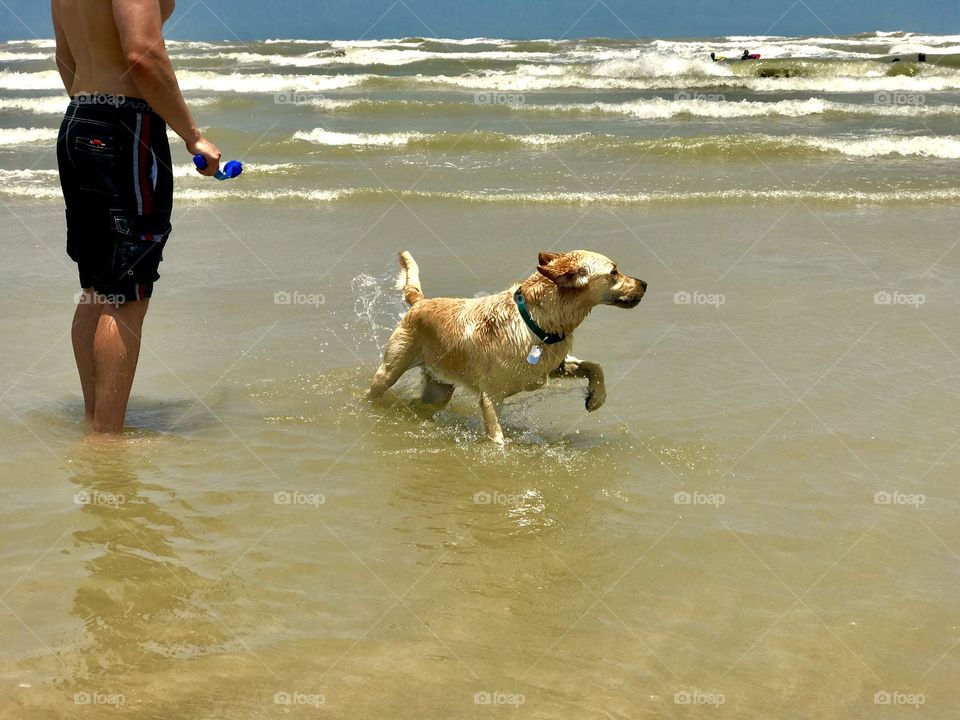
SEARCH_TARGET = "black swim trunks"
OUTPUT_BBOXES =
[57,94,174,303]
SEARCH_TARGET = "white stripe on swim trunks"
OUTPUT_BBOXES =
[133,113,143,214]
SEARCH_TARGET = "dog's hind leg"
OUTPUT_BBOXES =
[550,356,606,412]
[479,393,505,444]
[420,371,455,409]
[368,328,419,400]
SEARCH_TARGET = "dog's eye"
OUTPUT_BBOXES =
[609,268,618,276]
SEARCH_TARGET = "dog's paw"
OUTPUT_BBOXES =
[585,386,606,412]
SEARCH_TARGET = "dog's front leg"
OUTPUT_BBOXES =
[479,393,505,444]
[551,356,607,412]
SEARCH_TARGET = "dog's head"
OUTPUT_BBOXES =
[536,250,647,308]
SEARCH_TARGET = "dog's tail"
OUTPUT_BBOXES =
[397,251,424,306]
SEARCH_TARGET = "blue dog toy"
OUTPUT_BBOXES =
[193,154,243,181]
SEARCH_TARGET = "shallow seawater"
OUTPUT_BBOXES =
[2,30,960,719]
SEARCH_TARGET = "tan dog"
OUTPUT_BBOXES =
[367,250,647,443]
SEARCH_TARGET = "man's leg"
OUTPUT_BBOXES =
[72,289,104,419]
[92,299,150,434]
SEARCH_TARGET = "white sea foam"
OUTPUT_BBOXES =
[292,128,586,148]
[888,42,960,55]
[176,71,372,93]
[175,48,553,68]
[0,51,52,61]
[2,166,959,206]
[416,66,960,93]
[3,51,959,95]
[2,39,56,48]
[290,127,960,159]
[0,127,59,146]
[293,129,426,146]
[0,70,378,93]
[0,168,58,179]
[0,70,63,90]
[519,97,960,120]
[808,135,960,159]
[0,96,70,114]
[111,187,960,206]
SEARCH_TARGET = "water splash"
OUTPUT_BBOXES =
[349,269,407,356]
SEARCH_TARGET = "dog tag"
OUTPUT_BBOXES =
[527,345,542,365]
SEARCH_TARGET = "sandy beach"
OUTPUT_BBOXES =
[1,31,959,718]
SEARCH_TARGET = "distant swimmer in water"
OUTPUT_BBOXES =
[712,50,759,61]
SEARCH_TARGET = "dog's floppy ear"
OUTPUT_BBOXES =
[538,251,561,266]
[537,254,589,288]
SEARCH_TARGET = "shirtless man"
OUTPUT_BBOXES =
[52,0,221,433]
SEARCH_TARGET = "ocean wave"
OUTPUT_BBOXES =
[0,127,59,146]
[889,42,960,55]
[6,181,959,207]
[176,71,371,93]
[4,61,959,95]
[289,128,960,159]
[174,47,556,68]
[416,65,960,93]
[292,128,589,149]
[0,163,293,184]
[810,136,960,158]
[165,40,223,50]
[0,96,71,115]
[293,129,425,146]
[124,187,960,206]
[0,69,373,93]
[0,95,217,115]
[518,96,960,120]
[284,95,960,121]
[2,39,56,48]
[0,51,52,61]
[0,70,63,90]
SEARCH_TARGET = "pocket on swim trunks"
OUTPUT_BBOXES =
[110,211,172,284]
[73,127,122,197]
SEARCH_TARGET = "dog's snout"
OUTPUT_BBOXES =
[640,280,648,292]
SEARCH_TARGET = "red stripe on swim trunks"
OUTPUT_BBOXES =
[138,113,153,216]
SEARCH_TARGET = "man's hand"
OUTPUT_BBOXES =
[187,136,221,177]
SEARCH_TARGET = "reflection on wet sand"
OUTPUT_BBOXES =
[64,442,229,704]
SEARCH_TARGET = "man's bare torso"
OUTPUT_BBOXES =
[53,0,175,96]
